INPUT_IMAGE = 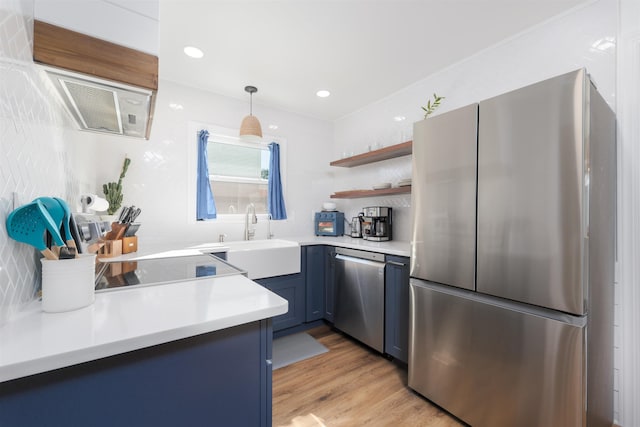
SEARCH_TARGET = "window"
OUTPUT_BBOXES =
[207,134,270,215]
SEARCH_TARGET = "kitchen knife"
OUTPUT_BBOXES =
[124,223,140,237]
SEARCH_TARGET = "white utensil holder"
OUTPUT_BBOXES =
[41,254,96,313]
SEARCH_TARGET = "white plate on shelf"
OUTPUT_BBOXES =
[398,179,412,187]
[373,182,392,190]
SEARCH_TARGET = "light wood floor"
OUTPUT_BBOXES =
[273,325,466,427]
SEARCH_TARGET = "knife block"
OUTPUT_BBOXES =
[97,239,122,258]
[104,223,127,241]
[121,236,138,254]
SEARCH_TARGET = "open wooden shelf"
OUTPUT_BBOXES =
[330,186,411,199]
[330,140,412,168]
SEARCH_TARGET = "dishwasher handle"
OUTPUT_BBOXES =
[335,253,386,269]
[335,246,385,262]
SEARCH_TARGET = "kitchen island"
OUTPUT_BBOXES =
[0,274,287,427]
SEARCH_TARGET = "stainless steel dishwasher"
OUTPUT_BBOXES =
[333,247,386,353]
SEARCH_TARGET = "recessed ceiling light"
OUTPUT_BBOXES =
[268,124,278,130]
[591,37,615,51]
[169,103,184,111]
[393,116,406,122]
[316,90,331,98]
[183,46,204,59]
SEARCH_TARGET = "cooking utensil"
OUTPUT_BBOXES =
[32,197,66,248]
[68,211,83,254]
[6,200,62,260]
[54,197,78,252]
[35,197,75,259]
[32,198,72,258]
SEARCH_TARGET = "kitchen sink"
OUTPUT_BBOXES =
[189,239,301,279]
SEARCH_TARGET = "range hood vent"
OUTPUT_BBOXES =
[34,20,158,139]
[46,68,152,138]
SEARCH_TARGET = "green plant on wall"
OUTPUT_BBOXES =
[422,93,445,118]
[103,157,131,215]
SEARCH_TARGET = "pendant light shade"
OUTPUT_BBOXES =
[239,85,263,142]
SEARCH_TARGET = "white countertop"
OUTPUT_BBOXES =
[292,236,410,257]
[0,274,287,383]
[99,236,410,263]
[0,236,406,383]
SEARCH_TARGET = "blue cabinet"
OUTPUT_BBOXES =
[385,255,410,363]
[0,320,273,427]
[257,273,305,332]
[303,245,325,322]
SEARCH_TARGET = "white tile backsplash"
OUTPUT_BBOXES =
[335,0,616,243]
[84,79,334,246]
[0,0,84,325]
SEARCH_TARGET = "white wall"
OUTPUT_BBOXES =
[334,0,616,244]
[333,0,621,421]
[86,79,333,246]
[616,0,640,425]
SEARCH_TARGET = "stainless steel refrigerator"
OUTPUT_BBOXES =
[408,69,615,427]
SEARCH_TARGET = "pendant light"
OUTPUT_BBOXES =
[239,85,263,142]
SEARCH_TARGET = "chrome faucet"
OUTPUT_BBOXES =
[267,213,274,239]
[244,203,257,240]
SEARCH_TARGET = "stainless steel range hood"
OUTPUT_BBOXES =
[34,20,158,139]
[44,67,153,138]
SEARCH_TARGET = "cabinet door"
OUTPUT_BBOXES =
[257,274,305,332]
[385,255,410,363]
[0,321,272,427]
[324,247,336,322]
[304,246,325,322]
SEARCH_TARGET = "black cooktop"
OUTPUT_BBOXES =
[95,254,243,291]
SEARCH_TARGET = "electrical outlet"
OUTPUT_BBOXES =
[12,191,21,210]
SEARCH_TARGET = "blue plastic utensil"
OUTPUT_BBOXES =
[35,197,76,259]
[5,200,61,260]
[53,197,77,250]
[33,197,66,247]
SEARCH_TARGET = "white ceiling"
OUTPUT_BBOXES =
[159,0,589,121]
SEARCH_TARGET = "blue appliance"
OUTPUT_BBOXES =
[315,211,344,236]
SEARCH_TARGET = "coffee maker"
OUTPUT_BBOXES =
[362,206,392,241]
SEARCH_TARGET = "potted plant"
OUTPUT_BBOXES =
[103,156,131,216]
[422,93,445,118]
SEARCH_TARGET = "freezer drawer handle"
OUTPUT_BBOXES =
[386,260,407,267]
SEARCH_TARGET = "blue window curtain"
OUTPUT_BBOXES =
[268,142,287,220]
[196,129,217,220]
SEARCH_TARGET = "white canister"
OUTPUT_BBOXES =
[41,254,96,313]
